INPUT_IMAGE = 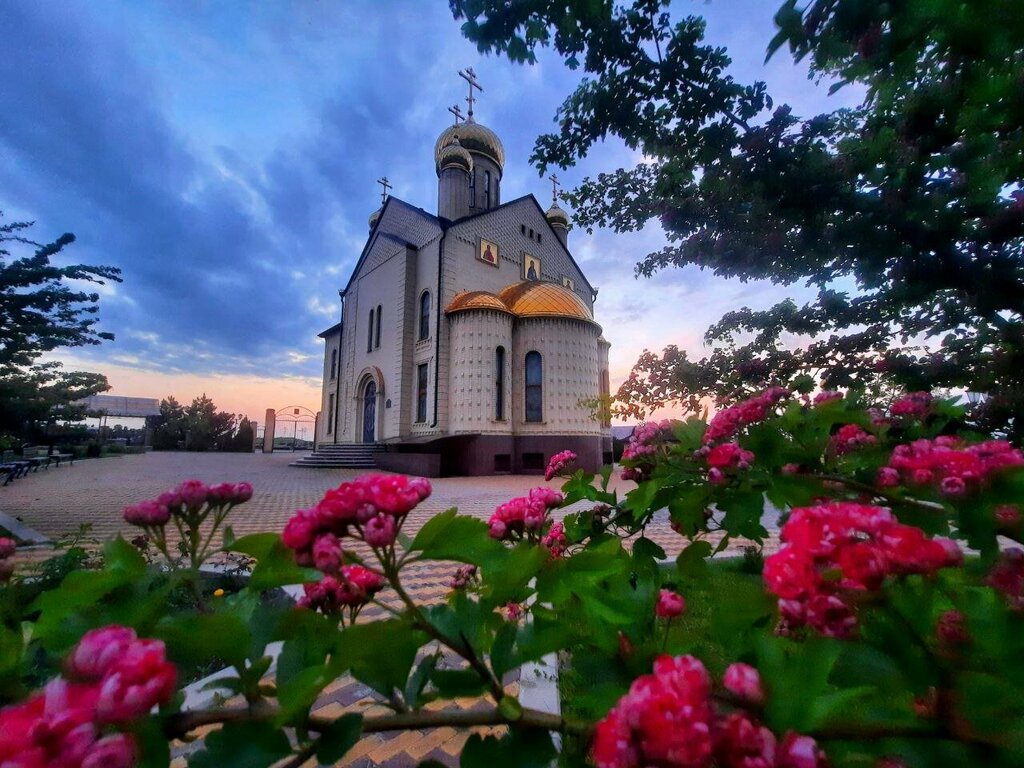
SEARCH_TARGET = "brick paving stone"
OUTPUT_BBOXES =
[3,451,782,766]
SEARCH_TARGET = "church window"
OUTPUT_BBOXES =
[419,291,431,341]
[416,363,429,422]
[521,224,526,235]
[484,170,491,209]
[367,309,374,353]
[529,228,534,239]
[525,351,543,422]
[537,232,542,244]
[375,304,382,349]
[495,346,505,420]
[327,394,335,434]
[330,349,337,379]
[469,170,476,208]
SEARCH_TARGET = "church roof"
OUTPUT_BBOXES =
[446,280,597,326]
[435,120,505,171]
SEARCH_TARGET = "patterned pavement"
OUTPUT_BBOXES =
[1,451,779,766]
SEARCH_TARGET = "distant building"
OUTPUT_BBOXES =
[315,79,612,476]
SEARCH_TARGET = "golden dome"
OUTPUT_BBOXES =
[445,290,512,315]
[435,120,505,171]
[438,136,473,173]
[498,281,594,322]
[546,202,570,227]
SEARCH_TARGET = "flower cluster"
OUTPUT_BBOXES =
[449,564,478,590]
[656,589,686,618]
[122,480,253,527]
[487,487,563,541]
[830,424,877,456]
[702,387,790,446]
[545,449,578,481]
[297,565,386,612]
[764,502,962,637]
[621,420,674,481]
[812,391,843,407]
[283,474,432,563]
[890,391,932,419]
[592,655,824,768]
[0,536,15,582]
[541,521,568,557]
[704,442,755,485]
[879,437,1024,496]
[0,626,176,768]
[987,548,1024,611]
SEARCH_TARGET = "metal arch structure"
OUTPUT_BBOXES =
[263,405,318,453]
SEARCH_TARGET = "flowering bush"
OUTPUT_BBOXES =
[2,389,1024,766]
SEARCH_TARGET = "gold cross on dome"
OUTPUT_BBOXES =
[549,173,561,203]
[458,67,483,120]
[376,176,392,204]
[448,104,464,124]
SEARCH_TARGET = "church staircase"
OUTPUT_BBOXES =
[289,443,382,469]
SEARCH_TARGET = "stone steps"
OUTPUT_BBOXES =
[289,443,382,469]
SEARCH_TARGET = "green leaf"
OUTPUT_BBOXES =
[410,509,506,568]
[228,533,319,590]
[155,610,251,670]
[430,667,490,698]
[676,541,712,577]
[188,721,292,768]
[317,713,363,765]
[405,652,440,710]
[338,620,428,697]
[461,728,556,768]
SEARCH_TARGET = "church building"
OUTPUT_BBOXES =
[315,72,612,476]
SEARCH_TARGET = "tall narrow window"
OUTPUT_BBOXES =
[330,349,337,379]
[495,346,506,420]
[375,304,382,349]
[367,308,374,353]
[416,363,429,423]
[327,394,335,434]
[484,170,491,209]
[525,351,543,422]
[469,170,476,208]
[419,291,431,341]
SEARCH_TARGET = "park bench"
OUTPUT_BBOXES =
[0,451,31,486]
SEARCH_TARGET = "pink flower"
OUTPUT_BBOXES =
[812,391,843,406]
[656,589,686,619]
[95,639,177,723]
[830,424,877,456]
[722,663,764,705]
[776,732,827,768]
[122,500,170,527]
[936,610,969,647]
[501,602,524,622]
[66,626,139,682]
[0,537,16,559]
[541,522,568,557]
[81,733,136,768]
[364,513,397,547]
[714,712,776,768]
[987,548,1024,610]
[449,564,477,589]
[177,479,209,507]
[877,467,900,487]
[705,442,754,469]
[890,391,932,419]
[311,533,344,574]
[703,387,790,445]
[545,449,577,481]
[231,482,254,503]
[996,504,1022,529]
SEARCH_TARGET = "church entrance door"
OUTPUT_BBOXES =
[362,381,377,443]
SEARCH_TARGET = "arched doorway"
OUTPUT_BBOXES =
[361,379,377,443]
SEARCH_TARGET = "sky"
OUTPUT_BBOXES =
[0,0,862,425]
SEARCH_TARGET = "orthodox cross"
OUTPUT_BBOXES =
[376,176,392,204]
[448,104,464,125]
[458,67,483,121]
[548,173,561,203]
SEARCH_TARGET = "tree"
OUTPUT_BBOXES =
[0,213,120,442]
[151,394,241,452]
[451,0,1024,435]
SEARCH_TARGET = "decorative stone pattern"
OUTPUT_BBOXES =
[447,310,513,433]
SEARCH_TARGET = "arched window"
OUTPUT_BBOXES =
[375,304,382,349]
[484,170,491,209]
[367,308,374,353]
[495,346,506,420]
[419,291,431,341]
[469,169,476,208]
[330,349,337,379]
[525,351,543,422]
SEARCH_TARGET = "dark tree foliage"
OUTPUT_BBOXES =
[452,0,1024,436]
[0,213,120,442]
[151,394,243,452]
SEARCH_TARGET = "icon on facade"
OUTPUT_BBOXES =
[524,253,541,281]
[562,276,575,290]
[478,238,499,266]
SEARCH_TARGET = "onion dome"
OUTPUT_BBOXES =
[437,135,473,174]
[368,206,382,230]
[435,120,504,172]
[498,281,594,323]
[545,202,570,228]
[445,290,512,315]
